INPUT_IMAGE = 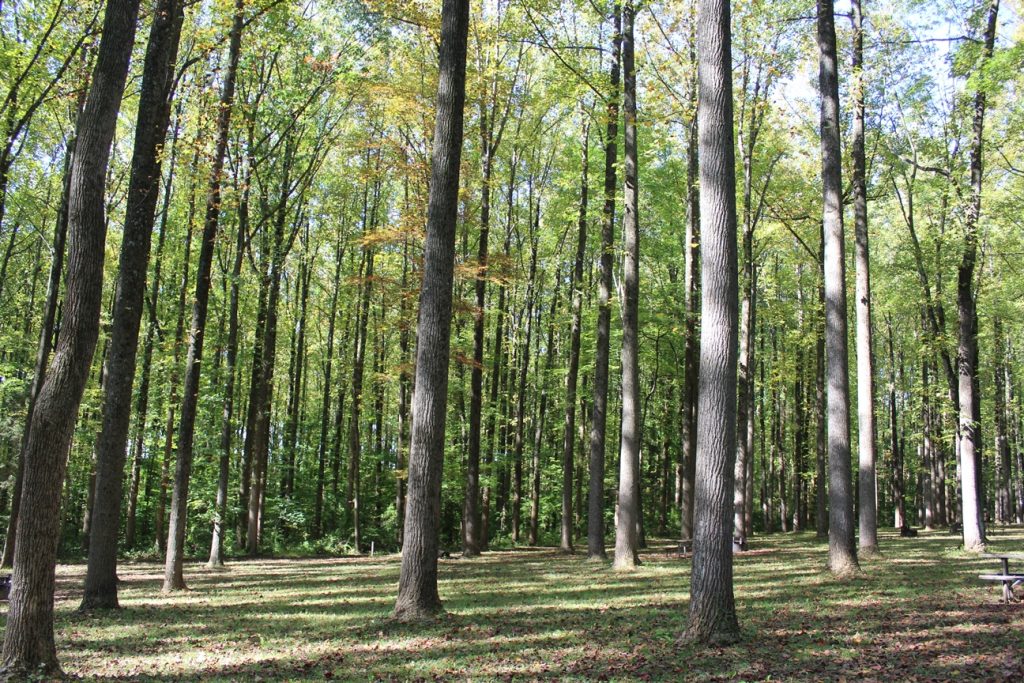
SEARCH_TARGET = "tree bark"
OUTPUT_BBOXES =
[817,0,859,577]
[561,123,589,555]
[393,0,469,622]
[163,0,244,590]
[530,266,561,546]
[850,0,878,556]
[957,0,998,553]
[587,4,620,561]
[680,51,700,543]
[82,0,184,609]
[614,0,641,571]
[0,0,139,673]
[315,235,345,539]
[682,0,741,646]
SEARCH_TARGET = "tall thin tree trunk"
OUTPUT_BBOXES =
[511,209,539,543]
[851,0,878,555]
[82,0,184,608]
[682,0,741,646]
[614,0,641,571]
[587,4,620,561]
[679,23,701,543]
[393,0,469,622]
[163,0,244,591]
[957,0,998,553]
[126,112,179,551]
[0,0,140,672]
[315,235,345,539]
[817,0,859,577]
[531,268,561,546]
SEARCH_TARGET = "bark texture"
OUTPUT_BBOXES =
[587,3,621,561]
[851,0,878,555]
[613,0,641,571]
[393,0,469,621]
[0,0,140,674]
[817,0,859,577]
[82,0,184,609]
[957,0,998,553]
[683,0,741,646]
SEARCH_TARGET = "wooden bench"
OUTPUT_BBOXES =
[979,554,1024,603]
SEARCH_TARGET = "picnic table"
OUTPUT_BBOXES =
[979,553,1024,603]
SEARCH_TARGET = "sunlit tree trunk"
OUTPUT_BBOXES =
[683,0,741,646]
[393,0,469,621]
[0,0,140,672]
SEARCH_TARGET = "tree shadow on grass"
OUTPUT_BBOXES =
[3,527,1021,680]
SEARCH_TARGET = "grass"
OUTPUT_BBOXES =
[5,527,1024,680]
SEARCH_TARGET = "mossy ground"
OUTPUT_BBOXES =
[7,527,1024,680]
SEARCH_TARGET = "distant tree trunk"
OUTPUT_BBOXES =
[283,257,310,499]
[817,0,859,577]
[887,319,905,528]
[614,0,641,571]
[531,267,562,546]
[679,26,700,543]
[239,267,268,549]
[348,239,375,553]
[315,236,345,539]
[561,124,590,555]
[157,149,198,555]
[209,141,251,566]
[993,321,1010,524]
[957,0,998,553]
[922,353,935,529]
[511,210,539,543]
[588,4,620,561]
[814,227,827,539]
[393,0,469,622]
[82,0,184,609]
[849,0,878,556]
[163,0,244,591]
[682,0,741,646]
[248,144,297,557]
[480,234,510,546]
[0,0,140,673]
[793,338,807,532]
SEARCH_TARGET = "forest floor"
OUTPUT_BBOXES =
[8,527,1024,681]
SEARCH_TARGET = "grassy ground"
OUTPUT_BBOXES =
[6,527,1024,681]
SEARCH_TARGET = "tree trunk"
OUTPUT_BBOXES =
[82,0,184,609]
[531,267,562,546]
[888,326,904,528]
[682,0,741,646]
[561,123,589,555]
[163,0,244,590]
[247,143,297,557]
[814,227,827,540]
[613,1,641,571]
[679,24,701,544]
[348,239,375,553]
[511,208,539,543]
[315,235,345,539]
[817,0,859,577]
[957,0,998,553]
[0,0,139,673]
[393,0,469,622]
[126,112,179,551]
[587,4,620,561]
[850,0,878,556]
